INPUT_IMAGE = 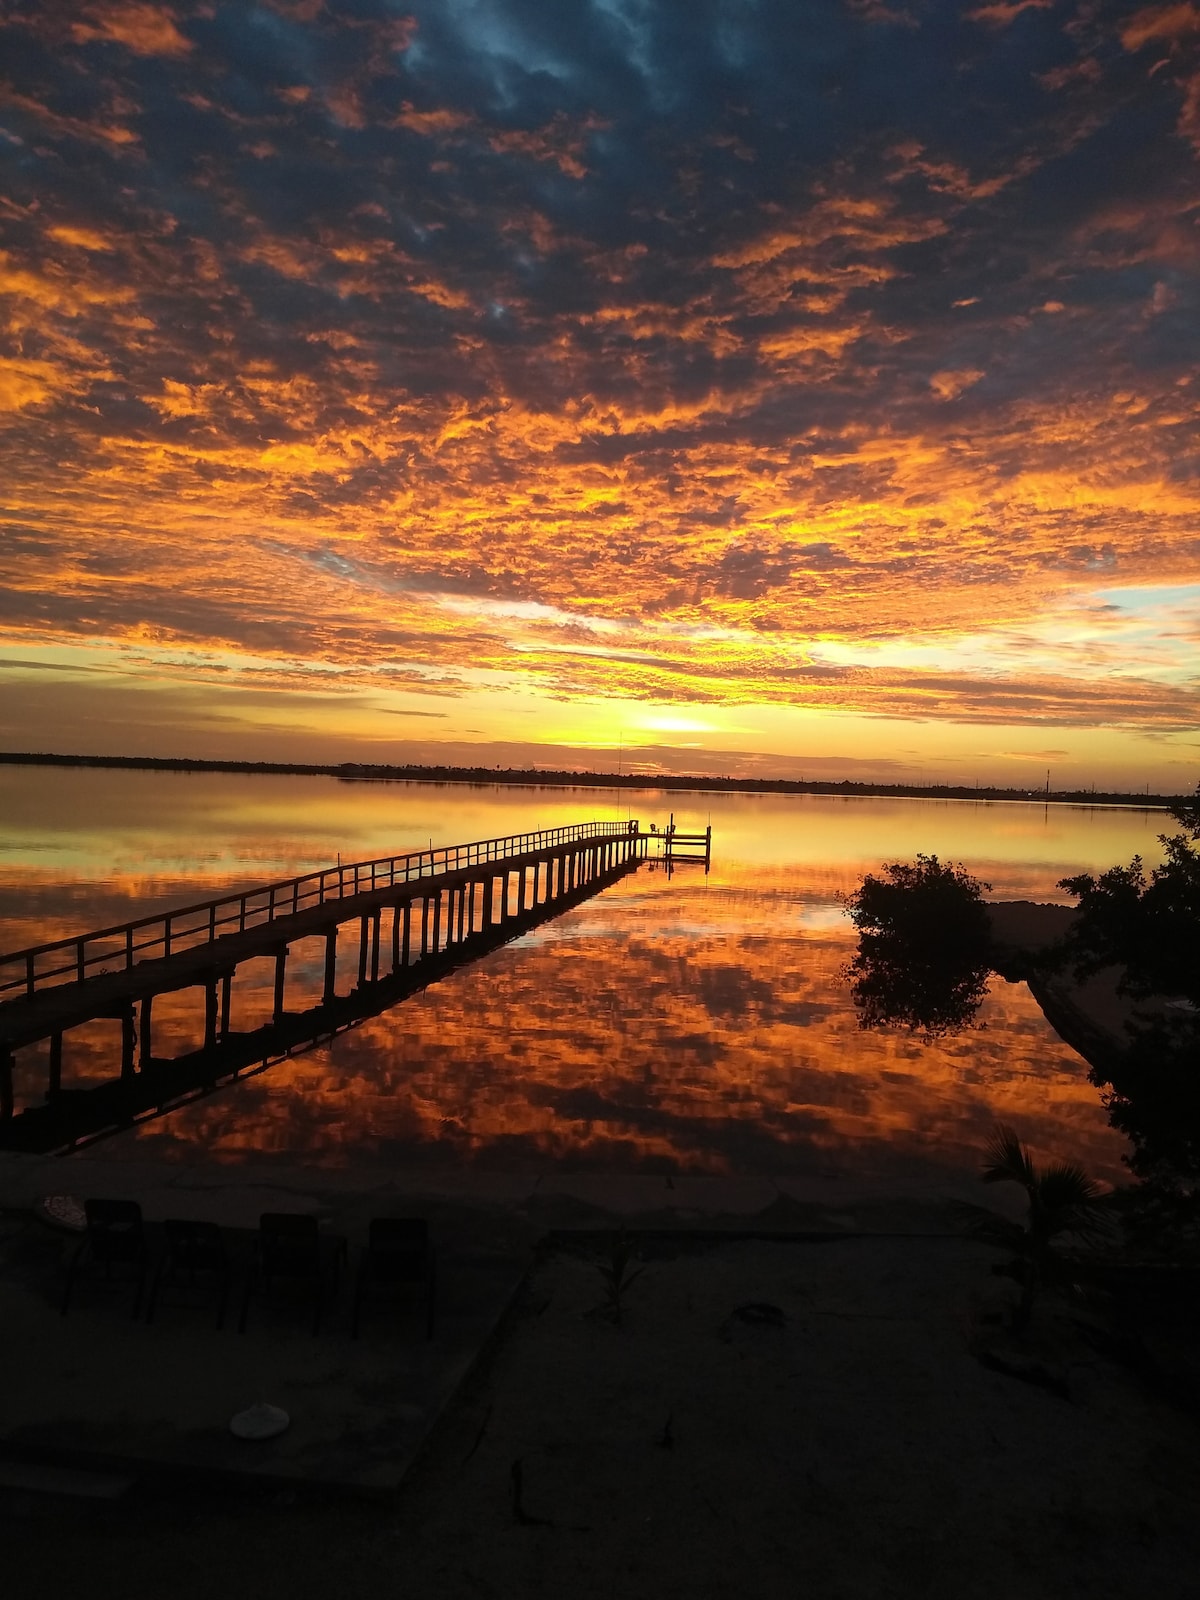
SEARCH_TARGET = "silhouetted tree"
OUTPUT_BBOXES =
[1058,786,1200,1199]
[843,854,992,1038]
[1058,785,1200,1006]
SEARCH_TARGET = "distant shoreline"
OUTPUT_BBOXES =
[0,749,1182,810]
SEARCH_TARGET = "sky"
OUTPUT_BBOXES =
[1,0,1198,790]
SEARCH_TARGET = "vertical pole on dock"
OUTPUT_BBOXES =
[139,998,153,1068]
[705,825,712,870]
[220,973,232,1038]
[370,910,381,981]
[49,1031,63,1098]
[392,905,401,971]
[0,1049,13,1125]
[203,984,218,1053]
[420,896,430,956]
[432,890,442,954]
[273,948,288,1025]
[323,927,338,1005]
[402,901,411,966]
[357,915,370,987]
[122,1003,137,1078]
[457,886,467,942]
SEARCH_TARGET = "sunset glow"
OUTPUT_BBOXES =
[2,2,1198,785]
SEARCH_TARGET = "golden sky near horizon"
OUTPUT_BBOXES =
[1,0,1199,786]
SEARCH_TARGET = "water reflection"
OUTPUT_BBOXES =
[844,856,994,1040]
[4,860,630,1154]
[129,864,1122,1181]
[846,946,991,1040]
[0,767,1173,1183]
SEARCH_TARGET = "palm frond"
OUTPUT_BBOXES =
[1038,1161,1103,1209]
[981,1123,1036,1189]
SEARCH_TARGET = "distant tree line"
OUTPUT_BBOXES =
[0,751,1184,809]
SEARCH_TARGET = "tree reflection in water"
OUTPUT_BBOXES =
[844,854,993,1040]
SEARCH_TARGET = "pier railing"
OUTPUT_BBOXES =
[0,820,635,1001]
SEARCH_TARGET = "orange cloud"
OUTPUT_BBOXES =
[1121,3,1200,50]
[968,0,1053,26]
[70,3,193,57]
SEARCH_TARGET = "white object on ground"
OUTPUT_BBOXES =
[36,1195,87,1232]
[230,1404,290,1441]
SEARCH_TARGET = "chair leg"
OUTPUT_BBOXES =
[145,1261,166,1325]
[351,1269,366,1340]
[238,1271,255,1334]
[132,1259,149,1320]
[60,1240,87,1317]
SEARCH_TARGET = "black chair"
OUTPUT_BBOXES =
[352,1218,436,1340]
[60,1198,151,1318]
[239,1213,346,1335]
[146,1219,231,1329]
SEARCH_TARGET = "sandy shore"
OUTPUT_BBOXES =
[2,1159,1199,1599]
[3,1235,1198,1599]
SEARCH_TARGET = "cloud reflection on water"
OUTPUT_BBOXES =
[1,771,1169,1183]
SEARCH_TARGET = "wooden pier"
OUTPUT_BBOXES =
[0,820,649,1141]
[644,816,712,866]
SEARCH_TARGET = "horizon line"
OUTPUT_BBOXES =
[0,750,1186,810]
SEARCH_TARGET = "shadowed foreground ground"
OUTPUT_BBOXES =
[4,1232,1198,1600]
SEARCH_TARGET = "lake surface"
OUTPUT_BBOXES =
[0,764,1173,1184]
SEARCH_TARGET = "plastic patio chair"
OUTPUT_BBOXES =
[60,1198,151,1318]
[352,1218,436,1340]
[146,1218,231,1329]
[239,1212,346,1335]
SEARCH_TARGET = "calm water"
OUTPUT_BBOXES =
[0,765,1172,1183]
